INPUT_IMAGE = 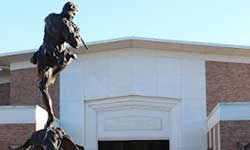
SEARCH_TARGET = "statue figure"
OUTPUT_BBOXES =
[30,1,87,128]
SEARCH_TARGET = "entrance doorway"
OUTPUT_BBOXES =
[98,140,169,150]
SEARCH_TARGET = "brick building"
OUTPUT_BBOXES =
[0,37,250,150]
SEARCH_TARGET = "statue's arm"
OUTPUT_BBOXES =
[61,19,81,48]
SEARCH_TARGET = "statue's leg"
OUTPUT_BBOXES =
[39,68,55,128]
[52,64,67,76]
[52,51,76,76]
[15,139,31,149]
[40,87,54,128]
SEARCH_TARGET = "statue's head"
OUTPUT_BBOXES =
[62,1,79,21]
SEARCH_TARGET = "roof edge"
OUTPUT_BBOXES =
[2,36,250,57]
[1,36,250,65]
[89,36,250,49]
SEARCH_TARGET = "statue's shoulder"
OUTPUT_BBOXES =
[46,13,59,20]
[45,13,62,25]
[45,13,66,31]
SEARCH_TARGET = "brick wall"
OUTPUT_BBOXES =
[208,121,250,150]
[9,68,60,117]
[206,61,250,114]
[0,124,35,150]
[220,120,250,150]
[0,83,10,105]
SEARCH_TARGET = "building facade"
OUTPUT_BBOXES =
[0,37,250,150]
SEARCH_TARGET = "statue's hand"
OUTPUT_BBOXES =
[75,26,80,33]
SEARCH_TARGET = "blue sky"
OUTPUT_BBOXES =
[1,0,250,53]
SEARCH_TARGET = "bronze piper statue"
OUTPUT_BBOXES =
[30,1,88,128]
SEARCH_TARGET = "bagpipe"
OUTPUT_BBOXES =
[71,21,88,50]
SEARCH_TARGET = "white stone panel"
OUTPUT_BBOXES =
[133,53,157,96]
[180,56,207,150]
[181,58,206,99]
[171,99,207,150]
[61,61,85,101]
[170,103,182,150]
[108,53,133,97]
[97,109,170,140]
[104,116,162,131]
[157,57,181,98]
[85,103,98,150]
[84,53,109,100]
[60,101,84,145]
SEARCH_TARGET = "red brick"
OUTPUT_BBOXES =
[206,61,250,115]
[220,120,250,150]
[9,68,60,117]
[0,124,35,150]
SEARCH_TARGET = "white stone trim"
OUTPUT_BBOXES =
[0,105,35,124]
[0,75,10,84]
[208,131,212,148]
[83,95,180,150]
[2,37,250,58]
[213,127,216,150]
[10,61,35,71]
[84,103,98,150]
[0,105,57,130]
[205,54,250,64]
[217,124,221,150]
[2,37,250,67]
[207,104,221,130]
[123,36,250,50]
[0,105,61,130]
[207,102,250,130]
[83,95,181,112]
[0,49,35,57]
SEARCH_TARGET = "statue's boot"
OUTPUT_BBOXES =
[68,53,77,60]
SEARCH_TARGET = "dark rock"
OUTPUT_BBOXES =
[11,127,85,150]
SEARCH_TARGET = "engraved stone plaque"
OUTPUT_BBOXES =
[104,116,162,131]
